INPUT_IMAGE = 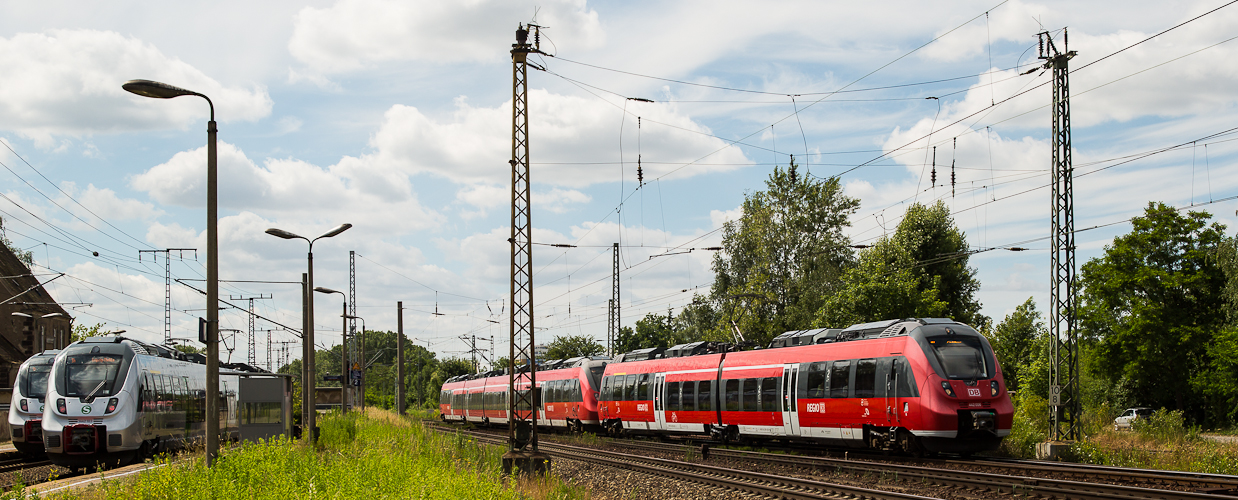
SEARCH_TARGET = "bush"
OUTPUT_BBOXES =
[1000,393,1048,458]
[1133,408,1200,443]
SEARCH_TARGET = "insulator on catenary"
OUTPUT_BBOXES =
[951,137,957,198]
[930,146,937,186]
[637,157,643,185]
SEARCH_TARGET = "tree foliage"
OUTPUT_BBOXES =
[710,160,859,346]
[985,297,1046,393]
[71,323,108,342]
[544,334,604,359]
[1079,202,1228,423]
[817,202,982,328]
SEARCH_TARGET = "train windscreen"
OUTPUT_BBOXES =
[925,336,990,380]
[56,344,134,399]
[16,357,54,398]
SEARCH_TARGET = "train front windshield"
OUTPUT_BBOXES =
[56,344,133,398]
[16,359,54,398]
[925,336,990,379]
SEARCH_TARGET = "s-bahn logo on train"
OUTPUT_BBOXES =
[80,405,92,414]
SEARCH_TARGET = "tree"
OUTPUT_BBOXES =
[544,334,604,359]
[710,160,860,346]
[71,323,108,342]
[1,217,34,268]
[173,344,202,355]
[1080,202,1227,422]
[985,297,1046,393]
[617,313,677,354]
[816,201,983,328]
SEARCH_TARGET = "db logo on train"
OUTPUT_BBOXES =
[967,388,981,397]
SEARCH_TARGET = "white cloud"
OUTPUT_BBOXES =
[364,91,752,187]
[130,141,442,232]
[0,29,272,146]
[288,0,604,74]
[69,183,161,221]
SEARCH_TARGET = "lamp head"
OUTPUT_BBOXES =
[122,79,199,99]
[316,223,353,240]
[265,228,303,240]
[10,312,32,318]
[41,313,65,318]
[314,287,341,295]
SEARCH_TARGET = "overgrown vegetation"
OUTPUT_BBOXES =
[36,410,586,500]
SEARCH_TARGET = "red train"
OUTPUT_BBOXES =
[440,318,1012,455]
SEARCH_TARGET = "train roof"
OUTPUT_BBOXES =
[70,336,272,373]
[444,355,610,383]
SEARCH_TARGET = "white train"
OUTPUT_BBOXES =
[39,336,242,468]
[8,350,59,456]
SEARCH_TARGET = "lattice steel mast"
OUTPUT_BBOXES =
[1041,29,1079,443]
[229,294,271,365]
[138,248,195,344]
[609,242,620,356]
[504,23,549,476]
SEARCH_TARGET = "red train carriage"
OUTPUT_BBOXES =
[439,357,605,432]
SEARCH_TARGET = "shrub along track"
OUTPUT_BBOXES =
[431,422,1238,500]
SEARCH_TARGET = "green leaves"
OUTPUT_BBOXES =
[544,334,604,359]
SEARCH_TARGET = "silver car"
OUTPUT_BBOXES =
[1113,407,1154,431]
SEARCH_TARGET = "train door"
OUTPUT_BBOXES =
[652,373,666,430]
[781,364,800,437]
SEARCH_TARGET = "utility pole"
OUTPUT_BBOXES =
[230,294,272,366]
[1041,29,1079,447]
[609,242,620,356]
[397,301,405,415]
[138,248,195,344]
[504,22,549,476]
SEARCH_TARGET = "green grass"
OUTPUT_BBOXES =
[31,410,588,500]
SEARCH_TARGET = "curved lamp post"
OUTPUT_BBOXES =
[314,286,349,413]
[121,79,221,466]
[265,224,351,441]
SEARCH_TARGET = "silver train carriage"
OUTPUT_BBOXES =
[41,336,241,468]
[8,350,60,456]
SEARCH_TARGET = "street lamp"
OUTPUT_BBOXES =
[314,286,349,413]
[122,78,221,466]
[343,314,366,411]
[265,223,352,441]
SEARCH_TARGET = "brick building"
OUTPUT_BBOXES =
[0,243,71,389]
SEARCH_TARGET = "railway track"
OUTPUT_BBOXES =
[461,430,936,500]
[433,423,1238,500]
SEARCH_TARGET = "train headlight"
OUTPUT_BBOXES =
[56,398,66,414]
[19,399,27,412]
[941,381,955,397]
[990,380,999,397]
[105,398,118,414]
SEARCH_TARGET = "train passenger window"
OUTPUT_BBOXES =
[830,361,851,398]
[854,359,877,398]
[682,382,696,411]
[624,374,638,401]
[742,379,758,411]
[548,381,559,403]
[806,362,829,399]
[760,377,779,412]
[698,380,712,411]
[724,379,740,411]
[613,376,625,401]
[666,381,680,411]
[637,374,650,400]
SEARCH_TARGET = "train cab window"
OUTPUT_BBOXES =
[666,381,680,411]
[573,379,583,402]
[637,374,650,400]
[724,379,740,411]
[600,376,612,401]
[682,382,696,411]
[697,380,712,411]
[742,379,758,411]
[926,335,990,380]
[805,362,828,399]
[760,377,779,412]
[854,359,877,398]
[830,361,851,398]
[624,374,638,401]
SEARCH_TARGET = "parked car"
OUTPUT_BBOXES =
[1114,407,1154,430]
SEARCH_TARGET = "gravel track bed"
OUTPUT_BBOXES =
[552,457,766,500]
[2,463,73,490]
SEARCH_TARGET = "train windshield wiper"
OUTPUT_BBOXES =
[83,380,107,401]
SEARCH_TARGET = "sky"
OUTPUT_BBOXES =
[0,0,1236,371]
